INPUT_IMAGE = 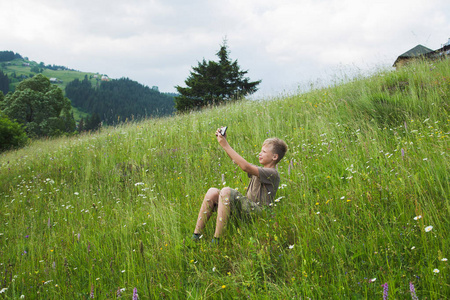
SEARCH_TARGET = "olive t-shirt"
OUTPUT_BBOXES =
[246,166,280,206]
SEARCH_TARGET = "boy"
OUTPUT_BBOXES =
[192,127,287,243]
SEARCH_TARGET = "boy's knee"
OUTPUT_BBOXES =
[220,187,232,197]
[206,188,220,198]
[220,188,234,206]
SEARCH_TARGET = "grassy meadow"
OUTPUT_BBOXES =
[1,58,101,93]
[0,59,449,299]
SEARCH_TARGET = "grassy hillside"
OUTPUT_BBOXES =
[0,59,449,299]
[1,58,102,93]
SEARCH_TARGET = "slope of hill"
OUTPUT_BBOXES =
[0,59,449,298]
[0,56,101,92]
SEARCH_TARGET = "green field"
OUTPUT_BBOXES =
[1,58,102,93]
[0,59,449,299]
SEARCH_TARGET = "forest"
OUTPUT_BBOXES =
[0,70,8,95]
[0,50,22,62]
[65,76,175,125]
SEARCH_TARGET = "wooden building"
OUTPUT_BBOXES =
[393,44,434,69]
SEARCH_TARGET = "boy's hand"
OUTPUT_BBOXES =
[215,127,228,147]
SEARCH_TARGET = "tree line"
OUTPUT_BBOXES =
[0,51,22,62]
[65,76,175,125]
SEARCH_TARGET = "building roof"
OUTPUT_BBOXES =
[393,44,434,67]
[398,44,433,58]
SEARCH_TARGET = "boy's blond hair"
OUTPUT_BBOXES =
[263,138,288,163]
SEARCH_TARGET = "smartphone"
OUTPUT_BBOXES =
[220,126,227,136]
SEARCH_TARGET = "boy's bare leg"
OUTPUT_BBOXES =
[194,188,220,234]
[214,187,232,238]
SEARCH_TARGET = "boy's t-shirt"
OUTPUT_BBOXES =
[246,166,280,206]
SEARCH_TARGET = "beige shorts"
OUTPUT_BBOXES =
[229,189,261,218]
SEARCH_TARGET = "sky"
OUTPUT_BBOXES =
[1,0,450,98]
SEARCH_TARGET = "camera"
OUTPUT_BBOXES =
[220,126,227,136]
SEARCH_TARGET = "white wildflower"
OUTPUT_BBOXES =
[274,197,284,202]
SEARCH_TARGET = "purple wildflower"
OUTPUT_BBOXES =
[382,282,388,300]
[90,284,94,298]
[401,148,405,159]
[288,159,293,175]
[133,287,138,300]
[409,282,418,300]
[117,287,122,298]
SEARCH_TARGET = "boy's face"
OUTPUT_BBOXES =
[258,144,278,166]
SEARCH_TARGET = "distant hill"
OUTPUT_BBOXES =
[0,50,175,122]
[0,51,102,93]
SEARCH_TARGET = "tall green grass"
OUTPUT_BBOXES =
[1,59,449,299]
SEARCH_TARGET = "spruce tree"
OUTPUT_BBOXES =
[175,40,261,112]
[0,70,9,95]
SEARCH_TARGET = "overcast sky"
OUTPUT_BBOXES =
[1,0,450,98]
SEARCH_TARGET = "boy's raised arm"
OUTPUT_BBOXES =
[215,128,259,177]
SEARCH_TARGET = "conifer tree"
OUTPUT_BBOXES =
[175,40,261,112]
[0,70,9,95]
